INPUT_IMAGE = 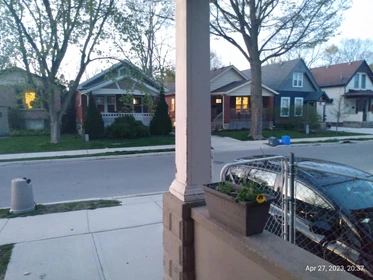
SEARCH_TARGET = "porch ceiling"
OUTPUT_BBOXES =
[345,90,373,98]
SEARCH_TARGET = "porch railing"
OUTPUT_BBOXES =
[100,112,153,127]
[230,108,270,121]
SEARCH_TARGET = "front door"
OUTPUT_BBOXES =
[356,99,368,121]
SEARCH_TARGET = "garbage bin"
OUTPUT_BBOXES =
[268,137,278,147]
[281,135,291,145]
[10,178,35,214]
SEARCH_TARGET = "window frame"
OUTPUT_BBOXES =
[361,74,366,89]
[280,97,291,117]
[292,72,303,88]
[354,74,360,89]
[294,97,304,117]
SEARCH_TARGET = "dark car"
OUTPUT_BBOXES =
[222,155,373,279]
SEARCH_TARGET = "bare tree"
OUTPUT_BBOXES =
[210,50,224,70]
[330,96,350,133]
[210,0,351,139]
[113,0,174,83]
[283,44,325,68]
[322,39,373,65]
[1,0,116,143]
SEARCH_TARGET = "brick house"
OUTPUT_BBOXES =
[164,65,278,130]
[76,60,166,134]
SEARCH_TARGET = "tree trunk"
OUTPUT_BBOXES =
[50,113,61,144]
[249,57,263,140]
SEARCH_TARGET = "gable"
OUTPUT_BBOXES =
[277,60,320,92]
[210,67,246,92]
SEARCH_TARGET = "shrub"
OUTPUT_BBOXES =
[10,129,50,137]
[7,107,24,130]
[83,94,104,139]
[150,89,172,135]
[107,115,150,139]
[61,108,76,134]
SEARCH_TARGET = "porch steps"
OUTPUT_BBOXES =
[212,112,223,131]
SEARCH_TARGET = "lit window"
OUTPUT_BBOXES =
[293,73,303,87]
[235,97,249,112]
[361,74,366,89]
[171,98,175,111]
[280,97,290,117]
[354,74,359,88]
[133,98,140,105]
[25,92,36,108]
[216,98,222,104]
[294,97,304,117]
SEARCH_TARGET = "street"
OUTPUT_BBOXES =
[0,142,373,207]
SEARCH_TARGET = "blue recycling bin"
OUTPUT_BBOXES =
[282,135,291,145]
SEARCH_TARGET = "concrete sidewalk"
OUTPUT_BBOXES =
[0,194,164,280]
[1,133,373,161]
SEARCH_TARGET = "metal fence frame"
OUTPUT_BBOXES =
[220,155,292,242]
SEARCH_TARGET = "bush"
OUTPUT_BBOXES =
[61,108,76,134]
[7,107,24,130]
[150,89,172,135]
[107,115,150,139]
[83,94,104,139]
[10,129,50,137]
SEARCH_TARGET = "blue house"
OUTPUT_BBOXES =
[242,59,330,126]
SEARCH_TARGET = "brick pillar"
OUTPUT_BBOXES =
[164,0,210,279]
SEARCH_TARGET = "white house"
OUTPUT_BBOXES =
[311,60,373,127]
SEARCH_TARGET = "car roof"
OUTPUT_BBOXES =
[235,155,372,189]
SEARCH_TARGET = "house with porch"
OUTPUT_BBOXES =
[311,60,373,127]
[0,67,56,135]
[242,59,330,127]
[165,65,279,130]
[76,60,166,134]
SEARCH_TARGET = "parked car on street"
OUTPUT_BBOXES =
[222,155,373,279]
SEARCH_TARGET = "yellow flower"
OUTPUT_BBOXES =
[256,194,266,204]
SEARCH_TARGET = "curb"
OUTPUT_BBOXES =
[0,151,176,166]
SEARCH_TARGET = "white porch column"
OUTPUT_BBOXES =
[169,0,211,202]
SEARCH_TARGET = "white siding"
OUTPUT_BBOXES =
[318,86,346,123]
[210,68,245,92]
[346,72,373,91]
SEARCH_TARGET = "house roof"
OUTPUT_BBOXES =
[304,91,331,102]
[310,60,366,88]
[210,65,249,82]
[211,80,248,93]
[78,60,165,92]
[241,59,301,89]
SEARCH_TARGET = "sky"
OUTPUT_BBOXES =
[212,0,373,71]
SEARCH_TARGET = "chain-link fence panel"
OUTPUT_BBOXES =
[293,160,373,280]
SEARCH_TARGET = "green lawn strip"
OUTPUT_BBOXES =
[0,134,175,155]
[0,244,14,280]
[213,129,367,141]
[0,199,121,219]
[0,148,175,163]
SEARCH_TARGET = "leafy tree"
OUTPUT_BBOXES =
[119,94,135,113]
[150,88,172,135]
[142,93,155,114]
[0,0,116,143]
[210,0,351,139]
[84,94,104,139]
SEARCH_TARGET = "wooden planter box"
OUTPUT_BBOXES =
[202,182,275,236]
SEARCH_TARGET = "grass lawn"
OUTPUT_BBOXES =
[0,134,175,154]
[213,129,366,141]
[0,199,120,219]
[0,244,13,280]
